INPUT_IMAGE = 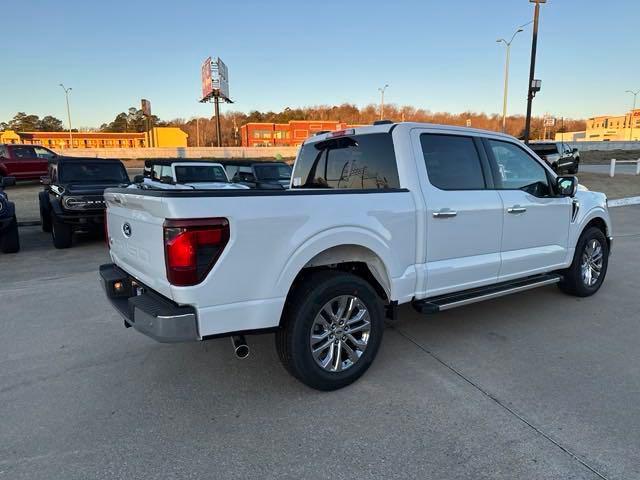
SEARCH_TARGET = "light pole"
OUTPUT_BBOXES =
[59,84,73,148]
[497,27,525,133]
[625,89,639,141]
[378,84,389,120]
[524,0,546,144]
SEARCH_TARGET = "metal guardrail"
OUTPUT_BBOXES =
[609,158,640,177]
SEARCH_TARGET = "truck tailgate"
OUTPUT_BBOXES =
[105,190,172,299]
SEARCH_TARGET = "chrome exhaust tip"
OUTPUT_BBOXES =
[231,335,249,359]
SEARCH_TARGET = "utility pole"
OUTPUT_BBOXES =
[524,0,546,144]
[378,84,389,120]
[497,26,525,133]
[625,89,639,141]
[59,84,73,148]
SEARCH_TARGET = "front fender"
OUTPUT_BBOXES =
[570,192,612,249]
[275,226,395,299]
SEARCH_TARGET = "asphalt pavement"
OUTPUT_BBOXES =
[1,207,639,479]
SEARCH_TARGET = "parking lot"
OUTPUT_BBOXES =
[1,189,639,478]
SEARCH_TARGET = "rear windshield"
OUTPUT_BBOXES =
[59,162,129,183]
[529,144,559,156]
[175,165,228,183]
[292,133,399,189]
[253,164,291,181]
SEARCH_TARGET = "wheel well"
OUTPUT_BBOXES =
[584,217,610,248]
[281,261,391,327]
[282,245,392,324]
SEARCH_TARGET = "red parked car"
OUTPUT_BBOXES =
[0,144,58,181]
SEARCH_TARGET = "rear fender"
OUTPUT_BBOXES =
[275,227,395,300]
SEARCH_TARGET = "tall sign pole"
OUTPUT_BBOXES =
[524,0,545,144]
[214,97,221,147]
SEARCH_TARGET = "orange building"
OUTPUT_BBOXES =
[18,131,146,149]
[240,120,352,147]
[11,127,188,149]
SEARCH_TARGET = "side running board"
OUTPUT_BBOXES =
[412,273,562,314]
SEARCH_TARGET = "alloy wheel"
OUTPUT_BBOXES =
[309,295,371,372]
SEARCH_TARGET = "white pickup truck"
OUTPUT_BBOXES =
[133,160,249,190]
[100,122,612,390]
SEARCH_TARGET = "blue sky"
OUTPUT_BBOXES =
[1,0,638,128]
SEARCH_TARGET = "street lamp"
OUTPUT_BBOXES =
[497,26,525,133]
[625,89,639,141]
[59,84,73,148]
[523,0,547,144]
[378,84,389,120]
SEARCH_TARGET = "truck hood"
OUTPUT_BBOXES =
[66,182,130,195]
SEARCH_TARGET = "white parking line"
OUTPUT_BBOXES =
[608,196,640,208]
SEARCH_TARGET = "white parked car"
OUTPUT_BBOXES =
[101,123,612,390]
[132,160,249,190]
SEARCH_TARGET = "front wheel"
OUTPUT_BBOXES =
[51,214,73,249]
[0,216,20,253]
[558,227,608,297]
[276,271,385,391]
[40,205,51,232]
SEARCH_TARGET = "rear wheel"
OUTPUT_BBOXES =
[276,270,385,391]
[0,216,20,253]
[51,213,72,249]
[558,227,608,297]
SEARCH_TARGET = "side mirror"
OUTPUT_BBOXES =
[572,148,578,154]
[556,176,578,197]
[40,176,51,186]
[133,174,144,183]
[1,176,16,187]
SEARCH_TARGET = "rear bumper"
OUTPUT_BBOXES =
[99,263,199,343]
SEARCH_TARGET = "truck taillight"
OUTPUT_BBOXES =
[163,218,229,286]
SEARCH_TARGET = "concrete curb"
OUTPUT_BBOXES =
[608,196,640,208]
[17,220,41,227]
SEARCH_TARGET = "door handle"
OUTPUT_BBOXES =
[433,210,457,218]
[507,206,527,214]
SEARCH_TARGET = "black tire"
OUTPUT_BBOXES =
[276,270,385,391]
[51,213,72,249]
[40,206,52,232]
[0,216,20,253]
[568,160,579,175]
[558,226,608,297]
[39,193,51,232]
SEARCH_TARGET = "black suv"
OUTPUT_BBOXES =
[0,176,19,253]
[529,142,580,174]
[39,157,130,248]
[220,160,292,189]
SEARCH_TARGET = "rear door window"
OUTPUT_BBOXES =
[292,133,399,189]
[420,134,486,190]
